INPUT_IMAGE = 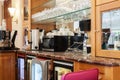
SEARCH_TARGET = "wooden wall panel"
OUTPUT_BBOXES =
[31,0,54,14]
[4,0,12,31]
[91,0,96,56]
[32,23,56,33]
[96,0,116,5]
[31,0,49,14]
[31,0,48,9]
[32,7,44,14]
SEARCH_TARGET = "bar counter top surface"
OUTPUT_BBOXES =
[0,50,120,67]
[0,50,17,53]
[17,50,120,67]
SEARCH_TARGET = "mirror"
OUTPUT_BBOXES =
[101,8,120,50]
[24,0,28,20]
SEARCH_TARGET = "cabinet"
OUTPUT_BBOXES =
[92,0,120,58]
[74,61,120,80]
[96,0,117,5]
[0,52,16,80]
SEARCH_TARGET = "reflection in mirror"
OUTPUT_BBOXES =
[24,0,28,20]
[101,8,120,50]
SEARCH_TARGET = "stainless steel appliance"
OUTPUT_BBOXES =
[26,55,36,80]
[31,29,44,50]
[42,36,84,52]
[42,36,69,52]
[31,29,40,50]
[30,58,50,80]
[42,36,54,51]
[18,57,25,80]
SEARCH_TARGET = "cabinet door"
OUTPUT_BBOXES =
[96,0,120,58]
[74,61,120,80]
[96,0,117,5]
[0,53,16,80]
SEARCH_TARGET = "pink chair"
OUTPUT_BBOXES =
[61,68,99,80]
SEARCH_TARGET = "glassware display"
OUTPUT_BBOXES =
[55,0,91,11]
[32,7,90,24]
[32,7,73,23]
[32,0,91,24]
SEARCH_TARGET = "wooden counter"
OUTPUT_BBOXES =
[17,50,120,80]
[0,50,17,80]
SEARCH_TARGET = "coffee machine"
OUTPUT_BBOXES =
[31,29,44,50]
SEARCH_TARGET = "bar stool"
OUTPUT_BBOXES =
[61,68,99,80]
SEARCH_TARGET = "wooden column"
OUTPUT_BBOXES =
[0,2,4,25]
[4,0,12,31]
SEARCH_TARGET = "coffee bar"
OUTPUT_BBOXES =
[0,0,120,80]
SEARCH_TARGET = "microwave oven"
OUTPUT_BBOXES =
[42,36,84,52]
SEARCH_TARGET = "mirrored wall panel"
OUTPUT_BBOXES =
[101,8,120,50]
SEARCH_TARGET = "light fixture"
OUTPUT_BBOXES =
[8,7,16,18]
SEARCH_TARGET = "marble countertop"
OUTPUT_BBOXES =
[0,50,17,53]
[1,49,120,66]
[17,50,120,67]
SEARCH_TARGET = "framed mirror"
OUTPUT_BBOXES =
[101,9,120,50]
[96,0,120,58]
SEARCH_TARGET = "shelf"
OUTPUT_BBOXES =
[32,7,91,24]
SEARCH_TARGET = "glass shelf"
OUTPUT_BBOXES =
[32,7,91,24]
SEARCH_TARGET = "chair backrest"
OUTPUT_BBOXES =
[61,68,99,80]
